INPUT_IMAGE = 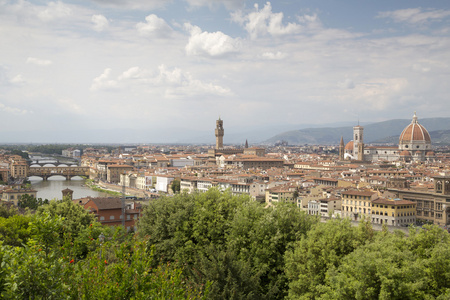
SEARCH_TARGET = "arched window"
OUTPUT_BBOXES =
[436,181,443,193]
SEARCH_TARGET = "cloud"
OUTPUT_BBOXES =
[184,23,241,57]
[338,79,355,89]
[37,1,72,22]
[0,103,31,115]
[92,14,109,32]
[337,78,409,110]
[136,14,173,38]
[90,65,231,97]
[89,0,170,10]
[26,57,52,66]
[378,8,450,25]
[232,2,310,39]
[260,51,286,60]
[184,0,245,10]
[90,68,118,91]
[10,75,25,84]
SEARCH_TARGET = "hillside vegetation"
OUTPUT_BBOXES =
[265,117,450,145]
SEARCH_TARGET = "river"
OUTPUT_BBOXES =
[29,176,111,200]
[28,154,110,200]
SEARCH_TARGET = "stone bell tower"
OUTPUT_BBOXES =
[215,117,224,149]
[353,124,364,161]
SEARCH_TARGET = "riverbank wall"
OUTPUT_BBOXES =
[97,181,154,199]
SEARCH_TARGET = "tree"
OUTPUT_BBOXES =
[17,194,48,210]
[36,197,96,240]
[322,226,450,299]
[0,204,17,218]
[0,214,33,247]
[284,218,375,299]
[139,189,317,299]
[171,179,181,193]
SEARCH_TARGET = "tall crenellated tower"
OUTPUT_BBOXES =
[215,117,224,149]
[339,136,344,161]
[353,125,364,161]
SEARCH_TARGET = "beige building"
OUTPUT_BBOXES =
[1,187,37,205]
[10,160,28,178]
[107,164,134,183]
[371,197,416,226]
[265,185,298,204]
[341,190,378,221]
[388,176,450,226]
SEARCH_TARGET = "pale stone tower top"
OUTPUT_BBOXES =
[215,118,224,149]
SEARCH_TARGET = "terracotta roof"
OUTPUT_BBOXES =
[372,198,415,206]
[344,141,354,150]
[85,197,123,210]
[399,112,431,143]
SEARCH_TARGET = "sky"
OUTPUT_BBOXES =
[1,0,450,143]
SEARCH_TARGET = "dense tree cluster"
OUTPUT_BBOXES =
[0,198,203,299]
[0,189,449,299]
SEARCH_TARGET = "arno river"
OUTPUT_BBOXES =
[29,176,111,200]
[28,154,111,200]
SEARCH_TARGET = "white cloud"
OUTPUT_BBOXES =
[136,14,173,38]
[92,14,109,32]
[118,67,146,80]
[91,65,231,98]
[0,103,31,115]
[233,2,307,39]
[378,8,450,25]
[10,75,25,84]
[90,68,118,91]
[156,65,231,98]
[184,0,245,10]
[337,78,409,110]
[338,78,355,89]
[260,51,286,60]
[26,57,52,66]
[89,0,170,10]
[184,23,241,57]
[37,1,72,22]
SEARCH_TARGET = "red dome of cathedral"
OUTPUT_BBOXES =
[344,141,354,150]
[400,150,411,156]
[399,112,431,144]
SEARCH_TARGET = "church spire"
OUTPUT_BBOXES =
[245,139,248,148]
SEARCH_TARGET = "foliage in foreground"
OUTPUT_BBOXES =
[139,188,317,299]
[1,189,450,299]
[0,199,204,299]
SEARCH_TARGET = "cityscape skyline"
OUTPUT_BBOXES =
[1,0,450,143]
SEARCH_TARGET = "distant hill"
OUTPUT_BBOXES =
[264,118,450,145]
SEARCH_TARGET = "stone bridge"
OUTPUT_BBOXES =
[28,166,90,180]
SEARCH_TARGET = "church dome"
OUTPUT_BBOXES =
[344,141,354,151]
[399,112,431,144]
[400,150,411,156]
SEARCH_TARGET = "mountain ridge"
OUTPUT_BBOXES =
[264,117,450,145]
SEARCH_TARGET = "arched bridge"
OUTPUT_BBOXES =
[28,166,90,180]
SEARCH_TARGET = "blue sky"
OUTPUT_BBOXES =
[1,0,450,143]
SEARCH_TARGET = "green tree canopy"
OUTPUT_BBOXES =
[36,197,96,240]
[17,194,49,210]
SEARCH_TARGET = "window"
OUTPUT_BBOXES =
[127,215,131,220]
[110,216,115,220]
[100,216,105,221]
